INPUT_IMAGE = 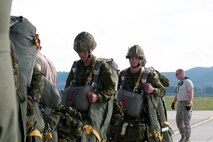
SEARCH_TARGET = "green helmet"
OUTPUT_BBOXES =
[73,32,97,52]
[126,45,145,58]
[126,45,147,66]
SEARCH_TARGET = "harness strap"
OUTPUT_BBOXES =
[86,57,97,85]
[91,60,103,89]
[27,129,43,139]
[43,132,53,141]
[83,125,102,142]
[134,67,144,92]
[71,61,79,86]
[161,121,170,127]
[148,131,163,142]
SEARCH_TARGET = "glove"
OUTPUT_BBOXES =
[171,102,175,110]
[186,103,191,111]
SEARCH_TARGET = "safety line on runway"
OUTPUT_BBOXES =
[172,116,213,136]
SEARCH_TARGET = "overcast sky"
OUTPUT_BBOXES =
[11,0,213,72]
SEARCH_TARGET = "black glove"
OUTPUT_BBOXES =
[171,102,175,110]
[186,103,191,111]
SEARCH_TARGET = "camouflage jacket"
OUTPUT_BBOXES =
[28,65,43,101]
[65,55,116,102]
[118,67,165,98]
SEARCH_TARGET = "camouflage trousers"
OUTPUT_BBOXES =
[176,101,192,138]
[108,120,148,142]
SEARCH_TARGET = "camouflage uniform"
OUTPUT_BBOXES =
[110,45,166,142]
[34,35,60,142]
[62,32,116,142]
[175,76,194,142]
[112,68,165,142]
[66,55,116,101]
[26,65,44,142]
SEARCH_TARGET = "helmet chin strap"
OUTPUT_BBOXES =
[85,50,92,61]
[131,63,141,68]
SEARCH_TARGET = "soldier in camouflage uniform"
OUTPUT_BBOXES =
[64,31,116,142]
[10,16,44,142]
[171,69,194,142]
[111,45,166,142]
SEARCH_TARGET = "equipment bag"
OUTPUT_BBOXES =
[39,76,61,142]
[95,58,119,91]
[10,16,37,87]
[39,76,61,108]
[117,88,143,118]
[61,86,92,112]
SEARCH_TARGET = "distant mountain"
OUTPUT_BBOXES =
[162,66,213,88]
[56,71,69,90]
[56,66,213,96]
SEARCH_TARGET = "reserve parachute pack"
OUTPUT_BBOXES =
[117,88,143,117]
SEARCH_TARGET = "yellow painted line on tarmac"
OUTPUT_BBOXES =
[172,116,213,136]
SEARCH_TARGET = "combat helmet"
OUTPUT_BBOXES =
[73,32,97,52]
[126,45,147,66]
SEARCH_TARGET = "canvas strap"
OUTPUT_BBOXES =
[86,56,97,85]
[83,125,101,142]
[27,129,43,139]
[133,67,144,92]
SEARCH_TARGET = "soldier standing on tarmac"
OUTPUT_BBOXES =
[64,31,116,142]
[171,69,194,142]
[111,45,167,142]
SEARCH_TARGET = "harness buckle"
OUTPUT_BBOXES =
[86,81,91,86]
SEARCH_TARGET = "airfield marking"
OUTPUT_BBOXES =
[172,116,213,136]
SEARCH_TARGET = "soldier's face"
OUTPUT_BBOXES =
[78,51,90,61]
[129,56,140,67]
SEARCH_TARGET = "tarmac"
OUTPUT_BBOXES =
[167,111,213,142]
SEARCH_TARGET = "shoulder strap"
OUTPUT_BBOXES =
[91,59,104,89]
[133,67,144,92]
[141,67,152,84]
[71,60,80,86]
[140,67,154,95]
[119,68,128,89]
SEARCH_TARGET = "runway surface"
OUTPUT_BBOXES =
[168,111,213,142]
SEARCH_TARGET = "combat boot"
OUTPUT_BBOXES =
[178,135,185,142]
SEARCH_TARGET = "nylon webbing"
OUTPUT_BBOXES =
[86,57,97,85]
[91,60,103,89]
[83,125,102,142]
[133,67,144,92]
[27,129,43,139]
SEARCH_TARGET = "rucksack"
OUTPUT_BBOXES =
[10,16,57,142]
[92,58,119,91]
[10,16,37,87]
